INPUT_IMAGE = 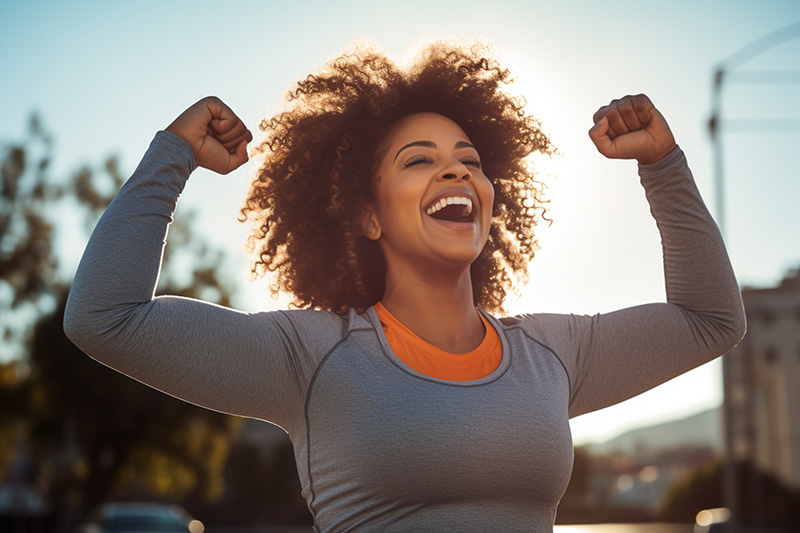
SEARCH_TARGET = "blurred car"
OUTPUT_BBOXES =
[694,507,731,533]
[77,502,204,533]
[0,484,51,532]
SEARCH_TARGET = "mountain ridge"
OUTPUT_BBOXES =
[584,406,723,455]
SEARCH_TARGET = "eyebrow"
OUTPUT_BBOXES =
[393,140,477,162]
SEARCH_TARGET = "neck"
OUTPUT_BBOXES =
[380,261,485,354]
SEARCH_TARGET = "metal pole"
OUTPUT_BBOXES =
[711,65,739,533]
[711,68,726,237]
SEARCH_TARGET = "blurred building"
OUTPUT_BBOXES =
[724,268,800,489]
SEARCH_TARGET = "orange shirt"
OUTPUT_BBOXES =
[374,302,502,381]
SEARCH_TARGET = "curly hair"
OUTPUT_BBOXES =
[241,40,553,315]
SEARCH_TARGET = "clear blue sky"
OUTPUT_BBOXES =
[2,0,799,444]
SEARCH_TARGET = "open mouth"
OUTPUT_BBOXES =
[425,197,475,223]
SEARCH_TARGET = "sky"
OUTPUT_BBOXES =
[2,0,799,445]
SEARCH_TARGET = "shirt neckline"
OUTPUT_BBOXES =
[374,301,499,363]
[364,305,511,386]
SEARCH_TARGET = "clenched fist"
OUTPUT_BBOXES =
[166,96,253,175]
[588,94,677,165]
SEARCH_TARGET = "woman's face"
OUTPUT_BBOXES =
[367,112,494,272]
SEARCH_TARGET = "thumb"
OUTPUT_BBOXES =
[217,139,250,175]
[588,116,614,157]
[233,139,249,167]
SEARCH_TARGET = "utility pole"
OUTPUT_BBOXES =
[709,21,800,533]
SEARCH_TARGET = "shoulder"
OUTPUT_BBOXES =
[496,311,596,374]
[264,306,375,353]
[498,312,593,347]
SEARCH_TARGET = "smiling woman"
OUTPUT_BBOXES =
[242,41,552,316]
[63,39,746,532]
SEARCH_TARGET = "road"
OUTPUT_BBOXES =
[208,523,693,533]
[555,525,693,533]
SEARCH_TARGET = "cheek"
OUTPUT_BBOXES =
[479,177,495,215]
[375,184,421,229]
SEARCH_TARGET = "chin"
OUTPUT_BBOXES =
[434,247,484,267]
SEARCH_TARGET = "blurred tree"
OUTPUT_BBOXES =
[0,361,26,481]
[192,435,312,526]
[1,114,60,361]
[0,114,245,531]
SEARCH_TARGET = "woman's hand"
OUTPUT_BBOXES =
[588,94,677,165]
[165,96,253,174]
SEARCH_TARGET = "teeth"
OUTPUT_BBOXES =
[425,196,473,216]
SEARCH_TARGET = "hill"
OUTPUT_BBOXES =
[585,406,723,455]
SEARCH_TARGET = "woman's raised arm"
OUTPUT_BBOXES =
[63,99,341,427]
[513,95,746,418]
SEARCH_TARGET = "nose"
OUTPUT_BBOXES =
[440,160,472,182]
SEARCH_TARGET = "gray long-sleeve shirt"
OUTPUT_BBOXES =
[64,131,746,532]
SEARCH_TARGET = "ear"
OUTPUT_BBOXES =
[361,205,382,241]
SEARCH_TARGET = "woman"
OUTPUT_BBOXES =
[64,41,745,531]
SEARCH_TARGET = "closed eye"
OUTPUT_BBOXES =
[403,154,482,169]
[461,156,482,168]
[403,154,433,167]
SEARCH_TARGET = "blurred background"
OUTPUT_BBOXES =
[1,0,799,531]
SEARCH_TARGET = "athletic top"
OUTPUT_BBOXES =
[373,301,502,380]
[63,131,746,532]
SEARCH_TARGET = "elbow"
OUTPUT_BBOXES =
[62,289,103,356]
[690,299,747,359]
[731,305,747,349]
[63,293,88,352]
[719,300,747,355]
[63,289,145,367]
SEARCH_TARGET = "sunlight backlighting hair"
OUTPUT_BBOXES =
[241,39,553,315]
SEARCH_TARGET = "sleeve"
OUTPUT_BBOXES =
[514,147,746,418]
[63,131,344,427]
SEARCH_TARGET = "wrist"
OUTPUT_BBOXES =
[637,143,678,165]
[157,130,197,171]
